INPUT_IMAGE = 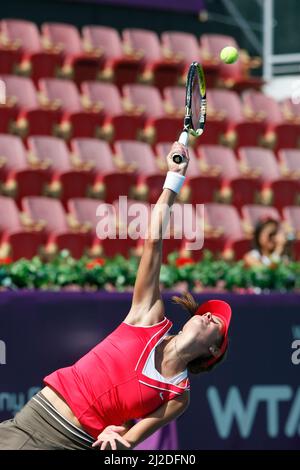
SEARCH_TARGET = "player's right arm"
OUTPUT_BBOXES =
[93,392,190,450]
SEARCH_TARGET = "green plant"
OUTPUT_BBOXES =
[0,251,299,292]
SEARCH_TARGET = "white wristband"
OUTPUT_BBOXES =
[163,171,185,194]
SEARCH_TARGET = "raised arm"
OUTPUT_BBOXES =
[124,142,189,326]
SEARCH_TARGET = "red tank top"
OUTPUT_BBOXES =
[44,317,190,439]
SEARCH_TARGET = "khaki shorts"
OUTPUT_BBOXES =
[0,392,95,450]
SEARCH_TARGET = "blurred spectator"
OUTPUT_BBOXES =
[244,218,290,267]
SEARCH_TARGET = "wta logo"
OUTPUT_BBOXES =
[0,340,6,365]
[207,386,300,438]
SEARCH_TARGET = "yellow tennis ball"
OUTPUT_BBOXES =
[220,46,239,64]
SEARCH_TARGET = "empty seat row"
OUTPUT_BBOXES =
[1,195,299,262]
[0,135,299,210]
[0,75,183,141]
[1,74,299,150]
[0,20,261,89]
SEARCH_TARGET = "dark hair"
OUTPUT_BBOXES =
[253,218,279,253]
[172,292,228,375]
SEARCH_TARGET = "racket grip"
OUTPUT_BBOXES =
[173,131,189,164]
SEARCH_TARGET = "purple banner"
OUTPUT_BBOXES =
[74,0,206,13]
[0,291,300,449]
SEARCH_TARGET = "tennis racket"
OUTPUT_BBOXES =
[173,61,206,164]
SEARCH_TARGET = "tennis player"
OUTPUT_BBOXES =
[0,141,231,450]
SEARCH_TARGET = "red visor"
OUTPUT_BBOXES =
[195,299,232,367]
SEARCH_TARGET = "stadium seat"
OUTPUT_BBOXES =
[243,90,300,151]
[68,197,140,258]
[0,134,49,206]
[200,34,263,91]
[198,144,261,210]
[122,28,183,91]
[283,97,300,124]
[282,206,300,261]
[207,89,266,148]
[22,196,91,258]
[0,74,62,136]
[0,41,22,75]
[161,31,218,88]
[114,140,163,204]
[81,81,144,140]
[41,22,102,84]
[123,84,182,143]
[112,198,148,257]
[242,204,281,229]
[39,78,102,138]
[239,147,300,212]
[204,203,251,259]
[0,19,63,84]
[278,149,300,178]
[70,138,136,202]
[27,136,93,206]
[0,196,44,260]
[82,25,143,88]
[156,142,220,204]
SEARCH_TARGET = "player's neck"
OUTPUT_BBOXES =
[156,336,187,375]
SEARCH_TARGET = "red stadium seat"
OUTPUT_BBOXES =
[123,84,182,143]
[0,134,49,206]
[243,90,300,151]
[68,197,103,234]
[82,25,143,88]
[200,34,263,91]
[28,136,93,206]
[198,144,261,210]
[207,89,266,148]
[70,138,136,202]
[114,140,163,204]
[41,22,102,85]
[0,19,63,84]
[239,147,300,212]
[242,204,281,228]
[0,74,62,136]
[161,31,218,87]
[112,199,149,257]
[22,196,90,258]
[282,206,300,260]
[122,28,183,91]
[81,81,144,140]
[68,197,139,258]
[0,196,44,260]
[283,97,300,126]
[278,149,300,177]
[204,203,251,259]
[156,142,220,204]
[39,78,102,138]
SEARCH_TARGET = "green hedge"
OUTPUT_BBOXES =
[0,251,299,293]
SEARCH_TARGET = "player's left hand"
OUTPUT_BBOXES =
[92,425,131,450]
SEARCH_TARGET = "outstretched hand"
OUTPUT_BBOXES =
[92,425,131,450]
[166,142,190,176]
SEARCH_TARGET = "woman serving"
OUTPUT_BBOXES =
[0,142,231,450]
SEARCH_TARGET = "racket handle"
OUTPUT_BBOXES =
[173,131,189,164]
